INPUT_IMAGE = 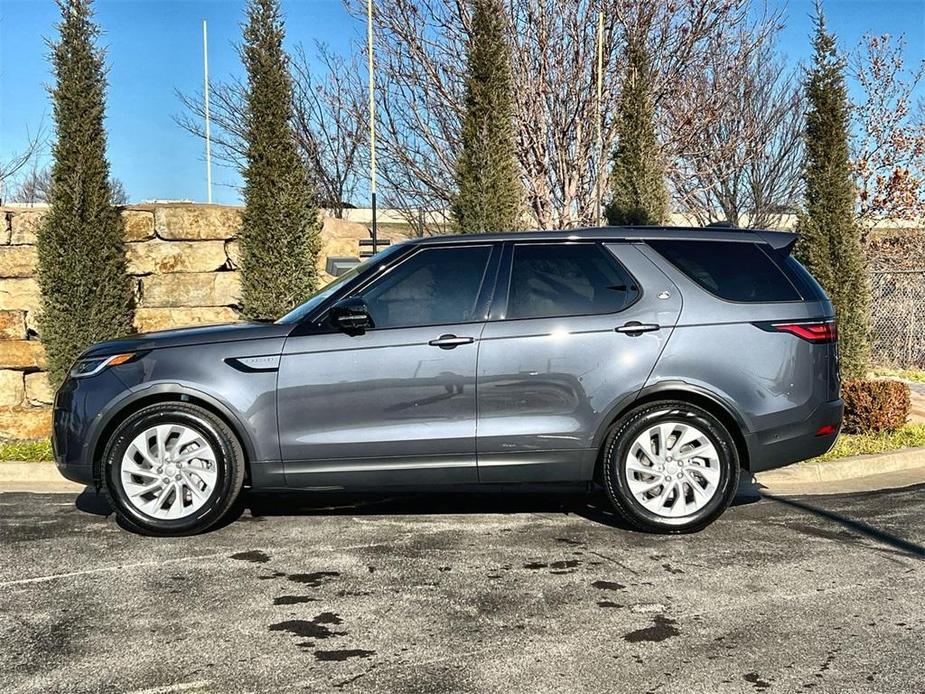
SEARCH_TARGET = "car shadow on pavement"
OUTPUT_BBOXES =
[761,492,925,559]
[71,477,764,536]
[229,478,763,534]
[75,486,111,516]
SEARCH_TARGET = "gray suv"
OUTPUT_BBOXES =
[53,227,842,535]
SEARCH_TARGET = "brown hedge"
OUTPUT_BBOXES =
[842,379,910,434]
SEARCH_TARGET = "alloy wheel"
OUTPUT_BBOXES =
[624,420,721,518]
[119,424,218,520]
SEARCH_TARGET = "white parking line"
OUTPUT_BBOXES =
[125,681,215,694]
[0,552,230,587]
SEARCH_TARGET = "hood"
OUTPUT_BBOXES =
[81,321,293,358]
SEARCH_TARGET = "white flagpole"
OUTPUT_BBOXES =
[367,0,378,248]
[203,19,213,204]
[595,11,604,226]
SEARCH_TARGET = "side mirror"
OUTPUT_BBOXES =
[329,297,373,334]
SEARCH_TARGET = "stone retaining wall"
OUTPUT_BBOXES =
[0,204,400,440]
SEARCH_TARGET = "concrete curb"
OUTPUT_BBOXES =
[755,446,925,486]
[0,462,84,493]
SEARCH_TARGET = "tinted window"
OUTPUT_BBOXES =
[779,255,828,302]
[359,246,491,328]
[278,244,407,323]
[647,240,800,302]
[506,243,640,320]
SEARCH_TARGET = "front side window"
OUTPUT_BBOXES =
[647,240,800,302]
[506,243,640,320]
[359,245,492,329]
[277,243,406,324]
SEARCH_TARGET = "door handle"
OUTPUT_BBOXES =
[615,321,660,335]
[428,334,475,349]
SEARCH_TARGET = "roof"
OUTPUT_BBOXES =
[405,226,797,251]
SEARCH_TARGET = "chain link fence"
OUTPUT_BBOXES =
[869,269,925,368]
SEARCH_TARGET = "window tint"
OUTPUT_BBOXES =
[779,255,827,302]
[359,246,491,328]
[278,244,406,323]
[506,243,640,320]
[647,240,800,302]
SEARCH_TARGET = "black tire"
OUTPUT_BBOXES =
[101,403,245,536]
[601,400,740,534]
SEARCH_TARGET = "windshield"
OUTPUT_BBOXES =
[277,244,406,324]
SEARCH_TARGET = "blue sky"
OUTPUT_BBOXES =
[1,0,923,205]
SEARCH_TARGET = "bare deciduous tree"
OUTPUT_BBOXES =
[0,122,46,205]
[344,0,469,234]
[850,33,925,228]
[8,164,52,205]
[291,44,367,217]
[7,165,128,206]
[176,45,366,216]
[176,78,249,172]
[345,0,782,230]
[669,35,805,228]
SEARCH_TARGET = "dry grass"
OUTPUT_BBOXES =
[869,367,925,384]
[807,423,925,464]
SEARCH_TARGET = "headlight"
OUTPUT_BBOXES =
[69,352,139,378]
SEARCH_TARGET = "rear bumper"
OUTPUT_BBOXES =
[744,399,843,473]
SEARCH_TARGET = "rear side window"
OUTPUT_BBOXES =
[506,243,640,319]
[647,240,800,302]
[778,255,828,302]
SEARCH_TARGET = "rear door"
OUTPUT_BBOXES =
[475,241,681,483]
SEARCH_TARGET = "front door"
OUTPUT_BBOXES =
[278,244,498,488]
[476,242,682,482]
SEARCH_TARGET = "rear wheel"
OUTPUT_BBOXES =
[602,401,740,533]
[102,403,245,535]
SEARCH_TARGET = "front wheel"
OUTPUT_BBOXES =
[602,401,740,533]
[102,403,245,535]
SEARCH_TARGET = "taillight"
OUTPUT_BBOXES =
[772,320,837,343]
[753,319,838,343]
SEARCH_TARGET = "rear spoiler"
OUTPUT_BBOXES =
[756,230,798,255]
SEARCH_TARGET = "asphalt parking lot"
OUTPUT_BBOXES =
[1,483,923,694]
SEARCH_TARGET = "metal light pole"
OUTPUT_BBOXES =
[595,11,604,227]
[203,19,213,204]
[367,0,378,251]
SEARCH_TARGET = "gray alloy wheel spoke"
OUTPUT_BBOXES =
[180,471,207,501]
[120,423,218,520]
[125,479,162,498]
[624,420,721,519]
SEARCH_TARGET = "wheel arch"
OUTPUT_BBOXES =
[592,382,751,482]
[89,385,256,485]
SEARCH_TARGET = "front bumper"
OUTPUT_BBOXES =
[744,399,843,473]
[53,369,130,486]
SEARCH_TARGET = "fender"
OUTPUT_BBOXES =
[592,378,750,451]
[84,381,261,483]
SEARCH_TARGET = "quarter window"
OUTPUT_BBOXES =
[359,246,492,329]
[647,240,800,303]
[506,243,640,320]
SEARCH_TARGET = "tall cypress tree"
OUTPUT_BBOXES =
[37,0,134,387]
[606,32,668,226]
[794,5,869,379]
[452,0,522,233]
[240,0,321,320]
